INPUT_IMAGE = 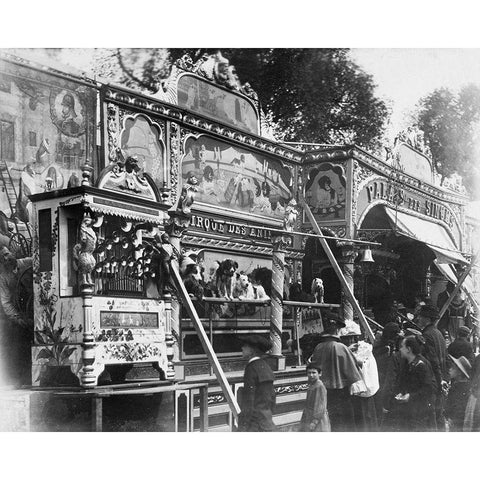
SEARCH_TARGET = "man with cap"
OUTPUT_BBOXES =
[415,304,448,430]
[309,312,363,431]
[237,334,276,432]
[447,326,474,365]
[445,355,472,431]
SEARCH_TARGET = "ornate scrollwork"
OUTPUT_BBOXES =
[107,103,119,164]
[182,235,273,256]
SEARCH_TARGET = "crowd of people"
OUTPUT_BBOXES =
[236,302,480,432]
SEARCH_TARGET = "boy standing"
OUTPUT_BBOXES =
[237,335,276,432]
[300,364,331,432]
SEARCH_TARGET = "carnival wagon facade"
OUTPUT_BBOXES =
[0,50,477,431]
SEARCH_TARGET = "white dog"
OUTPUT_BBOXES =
[311,278,324,303]
[232,273,255,300]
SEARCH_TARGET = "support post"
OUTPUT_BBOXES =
[80,285,97,387]
[198,385,209,432]
[339,242,359,325]
[435,255,477,327]
[269,234,292,370]
[165,212,191,380]
[300,197,375,343]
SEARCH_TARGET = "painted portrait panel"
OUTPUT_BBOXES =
[178,74,259,135]
[181,135,292,220]
[304,163,347,222]
[120,114,165,188]
[0,69,94,233]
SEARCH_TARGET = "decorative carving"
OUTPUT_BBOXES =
[165,212,192,239]
[182,235,273,256]
[107,103,119,164]
[105,88,303,163]
[272,234,292,252]
[394,125,431,157]
[352,160,375,222]
[98,149,156,200]
[72,213,97,288]
[176,171,198,215]
[283,198,298,232]
[169,122,181,205]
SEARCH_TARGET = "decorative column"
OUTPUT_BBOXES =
[164,211,191,380]
[339,242,359,325]
[269,234,292,370]
[80,284,97,387]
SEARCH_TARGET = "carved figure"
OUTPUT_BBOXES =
[177,171,198,214]
[215,259,239,300]
[311,278,324,304]
[151,232,174,295]
[73,214,97,287]
[284,198,298,232]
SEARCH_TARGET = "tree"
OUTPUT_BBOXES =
[84,48,388,153]
[415,85,480,198]
[168,49,389,152]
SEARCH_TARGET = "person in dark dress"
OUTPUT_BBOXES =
[416,305,448,430]
[299,363,331,432]
[394,335,436,431]
[310,314,363,431]
[372,322,403,430]
[463,354,480,431]
[237,335,276,432]
[445,354,472,431]
[447,326,474,365]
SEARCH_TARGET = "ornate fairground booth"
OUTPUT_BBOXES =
[3,50,476,432]
[1,51,345,432]
[301,133,478,337]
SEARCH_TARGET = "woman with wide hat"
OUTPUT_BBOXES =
[237,334,276,432]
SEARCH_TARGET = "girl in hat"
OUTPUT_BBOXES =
[445,354,471,431]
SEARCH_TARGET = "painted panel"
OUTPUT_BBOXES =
[304,163,347,222]
[120,114,165,187]
[100,311,159,329]
[0,67,95,229]
[178,74,258,134]
[182,135,292,220]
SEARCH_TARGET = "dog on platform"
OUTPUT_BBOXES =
[311,278,324,303]
[215,259,238,300]
[232,273,255,300]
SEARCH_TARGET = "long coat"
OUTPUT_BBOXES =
[238,358,276,432]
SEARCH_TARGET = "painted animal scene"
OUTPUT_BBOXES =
[181,135,293,220]
[0,69,94,245]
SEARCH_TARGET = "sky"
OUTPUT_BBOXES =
[351,48,480,137]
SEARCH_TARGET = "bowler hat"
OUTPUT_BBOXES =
[240,334,272,353]
[449,354,472,379]
[322,311,346,328]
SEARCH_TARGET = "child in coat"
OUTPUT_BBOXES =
[299,363,331,432]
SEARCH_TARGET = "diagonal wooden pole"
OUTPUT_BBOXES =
[435,254,477,327]
[299,196,375,343]
[169,263,241,421]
